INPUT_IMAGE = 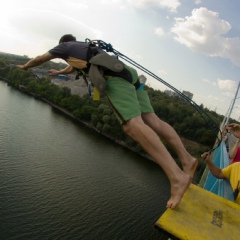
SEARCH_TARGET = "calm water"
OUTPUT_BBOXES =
[0,81,171,240]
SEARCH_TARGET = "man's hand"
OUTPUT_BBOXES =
[16,65,28,71]
[201,151,225,179]
[48,69,60,76]
[201,152,211,162]
[227,123,240,138]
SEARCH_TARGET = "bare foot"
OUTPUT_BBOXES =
[166,173,191,209]
[182,157,198,179]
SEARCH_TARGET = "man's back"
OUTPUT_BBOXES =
[49,41,105,70]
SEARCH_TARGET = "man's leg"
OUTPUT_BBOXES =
[122,116,191,209]
[141,112,198,178]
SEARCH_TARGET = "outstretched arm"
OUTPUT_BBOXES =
[201,152,225,179]
[48,65,75,76]
[16,52,55,70]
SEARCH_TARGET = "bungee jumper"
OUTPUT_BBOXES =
[16,34,198,209]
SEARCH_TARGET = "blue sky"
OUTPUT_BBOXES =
[1,0,240,121]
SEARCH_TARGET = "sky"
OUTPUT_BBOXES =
[1,0,240,121]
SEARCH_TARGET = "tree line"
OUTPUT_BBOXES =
[0,52,236,165]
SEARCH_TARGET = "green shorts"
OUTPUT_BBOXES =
[105,75,154,124]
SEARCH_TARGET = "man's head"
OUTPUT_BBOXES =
[59,34,76,44]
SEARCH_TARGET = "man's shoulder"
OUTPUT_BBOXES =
[232,162,240,168]
[224,162,240,171]
[50,41,89,50]
[68,41,88,45]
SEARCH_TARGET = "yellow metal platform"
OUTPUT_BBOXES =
[155,184,240,240]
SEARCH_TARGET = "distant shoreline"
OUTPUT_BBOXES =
[0,78,152,162]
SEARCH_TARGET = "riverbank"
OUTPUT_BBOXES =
[0,78,152,161]
[41,97,153,161]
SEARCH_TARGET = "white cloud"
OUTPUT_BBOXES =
[194,92,224,110]
[158,70,168,76]
[171,7,240,67]
[1,8,104,56]
[202,78,216,85]
[195,0,201,4]
[154,27,165,37]
[224,38,240,67]
[62,0,88,10]
[207,94,223,102]
[11,9,104,39]
[222,92,235,97]
[218,79,237,93]
[125,0,181,12]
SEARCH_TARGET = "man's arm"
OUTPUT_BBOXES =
[229,139,240,159]
[16,52,55,70]
[227,124,240,139]
[201,152,225,179]
[48,65,75,76]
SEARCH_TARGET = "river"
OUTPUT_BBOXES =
[0,80,172,240]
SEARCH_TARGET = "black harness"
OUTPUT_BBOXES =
[84,41,141,90]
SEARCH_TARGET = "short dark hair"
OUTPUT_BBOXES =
[59,34,76,44]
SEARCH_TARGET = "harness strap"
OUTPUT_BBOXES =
[89,53,124,72]
[86,51,142,93]
[88,46,99,59]
[104,69,141,89]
